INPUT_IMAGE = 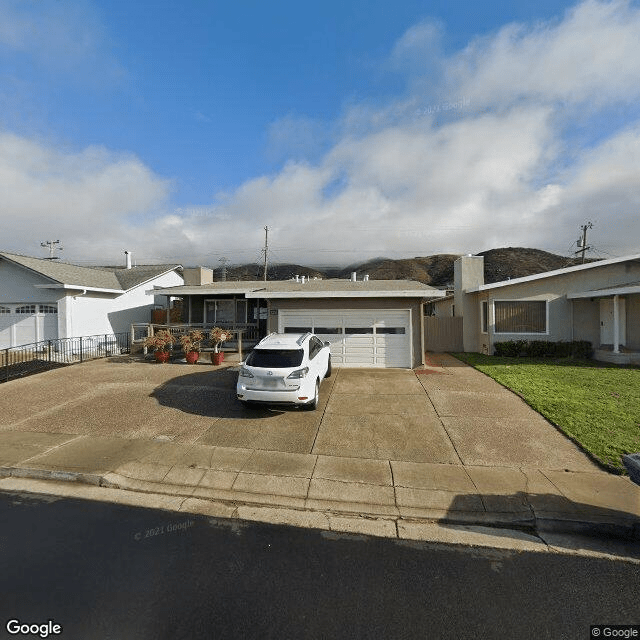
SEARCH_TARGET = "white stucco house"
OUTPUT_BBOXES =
[431,253,640,364]
[152,268,446,368]
[0,252,183,348]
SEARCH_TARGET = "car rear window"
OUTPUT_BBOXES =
[246,348,304,368]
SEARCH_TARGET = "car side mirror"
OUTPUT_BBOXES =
[324,342,330,347]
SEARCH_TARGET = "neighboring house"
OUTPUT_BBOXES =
[432,253,640,364]
[0,252,183,348]
[152,268,446,368]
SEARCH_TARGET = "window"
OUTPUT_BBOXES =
[16,305,36,314]
[246,349,304,368]
[315,327,342,334]
[481,301,488,333]
[284,326,312,333]
[308,336,323,359]
[494,300,547,334]
[376,327,405,335]
[0,306,10,314]
[39,305,57,314]
[344,327,373,334]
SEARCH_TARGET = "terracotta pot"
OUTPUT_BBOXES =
[211,352,225,365]
[155,351,170,363]
[185,351,200,364]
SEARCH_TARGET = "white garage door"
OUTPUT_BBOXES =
[0,304,58,348]
[278,309,412,368]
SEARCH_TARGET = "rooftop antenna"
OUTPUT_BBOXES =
[41,240,63,260]
[574,222,593,264]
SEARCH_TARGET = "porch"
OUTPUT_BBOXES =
[593,345,640,366]
[130,322,262,360]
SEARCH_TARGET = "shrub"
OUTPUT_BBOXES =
[493,339,592,359]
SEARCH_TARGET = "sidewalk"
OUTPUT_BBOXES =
[0,353,639,557]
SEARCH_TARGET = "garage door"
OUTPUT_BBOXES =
[278,309,412,368]
[0,304,58,349]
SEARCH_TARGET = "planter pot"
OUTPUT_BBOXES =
[211,352,225,365]
[185,351,200,364]
[155,351,170,363]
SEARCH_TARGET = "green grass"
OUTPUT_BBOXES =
[452,353,640,472]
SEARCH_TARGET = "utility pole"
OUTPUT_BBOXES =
[40,240,63,260]
[262,226,269,282]
[218,257,229,282]
[574,222,593,264]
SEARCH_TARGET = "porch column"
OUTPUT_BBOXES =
[166,296,171,325]
[613,295,620,354]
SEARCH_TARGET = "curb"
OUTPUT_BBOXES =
[2,466,638,543]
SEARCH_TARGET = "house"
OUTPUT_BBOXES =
[0,251,183,348]
[431,253,640,364]
[151,268,446,368]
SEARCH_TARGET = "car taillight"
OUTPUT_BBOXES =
[287,367,309,379]
[239,367,254,378]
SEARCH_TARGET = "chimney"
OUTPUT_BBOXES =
[363,274,369,281]
[350,272,357,282]
[124,250,132,269]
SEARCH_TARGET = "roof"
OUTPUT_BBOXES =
[468,253,640,293]
[568,282,640,299]
[0,252,182,292]
[153,278,445,299]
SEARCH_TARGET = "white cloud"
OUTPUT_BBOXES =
[4,0,640,267]
[449,0,640,108]
[0,0,124,84]
[0,132,171,261]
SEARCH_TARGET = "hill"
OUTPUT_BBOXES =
[202,248,598,287]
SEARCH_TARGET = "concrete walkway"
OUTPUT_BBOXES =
[0,353,638,556]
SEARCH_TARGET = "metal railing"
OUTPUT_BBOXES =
[131,322,262,352]
[2,332,130,383]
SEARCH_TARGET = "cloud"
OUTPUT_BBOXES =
[448,0,640,108]
[3,0,640,267]
[0,132,171,260]
[0,0,124,84]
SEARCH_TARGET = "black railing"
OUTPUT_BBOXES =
[2,333,130,384]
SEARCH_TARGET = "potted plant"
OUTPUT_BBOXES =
[209,327,231,365]
[179,330,205,364]
[143,329,175,363]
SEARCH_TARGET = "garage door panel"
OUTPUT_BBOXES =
[279,308,411,368]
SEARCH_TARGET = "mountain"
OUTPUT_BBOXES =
[202,248,598,287]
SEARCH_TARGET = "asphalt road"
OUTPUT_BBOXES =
[0,490,638,640]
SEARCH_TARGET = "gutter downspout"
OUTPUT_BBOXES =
[420,300,426,366]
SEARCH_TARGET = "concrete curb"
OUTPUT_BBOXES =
[2,465,638,543]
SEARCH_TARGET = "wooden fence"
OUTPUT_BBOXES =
[424,317,463,352]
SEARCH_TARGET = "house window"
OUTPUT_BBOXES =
[494,300,547,334]
[0,306,10,314]
[39,305,57,314]
[16,305,36,314]
[205,300,235,324]
[481,301,488,333]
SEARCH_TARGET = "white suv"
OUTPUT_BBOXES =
[236,332,331,410]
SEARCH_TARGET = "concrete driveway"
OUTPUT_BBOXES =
[0,354,598,471]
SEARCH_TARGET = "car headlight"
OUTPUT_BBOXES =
[239,366,254,378]
[287,367,309,379]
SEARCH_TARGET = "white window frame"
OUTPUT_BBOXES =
[480,300,489,334]
[492,299,549,336]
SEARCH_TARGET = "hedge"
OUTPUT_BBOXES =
[493,340,593,359]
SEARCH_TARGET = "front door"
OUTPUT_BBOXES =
[600,298,626,346]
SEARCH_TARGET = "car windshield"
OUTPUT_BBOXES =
[246,348,304,368]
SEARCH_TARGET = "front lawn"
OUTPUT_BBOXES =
[452,353,640,473]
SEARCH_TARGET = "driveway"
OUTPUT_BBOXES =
[0,354,599,472]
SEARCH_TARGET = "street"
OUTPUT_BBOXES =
[0,490,638,640]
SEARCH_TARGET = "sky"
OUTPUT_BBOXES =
[1,0,640,268]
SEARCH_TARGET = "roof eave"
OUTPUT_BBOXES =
[34,284,124,294]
